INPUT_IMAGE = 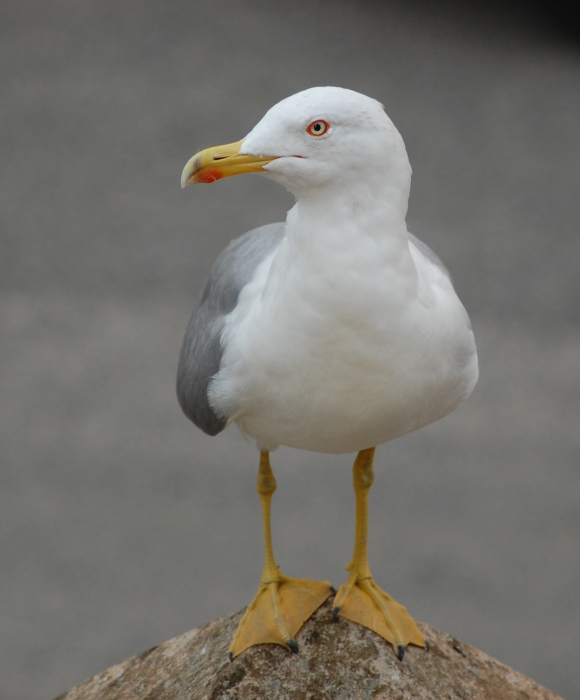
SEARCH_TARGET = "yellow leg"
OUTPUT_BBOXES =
[229,452,333,659]
[333,448,426,660]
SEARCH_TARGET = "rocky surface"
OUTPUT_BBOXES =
[56,601,562,700]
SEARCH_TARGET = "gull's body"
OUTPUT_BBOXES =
[178,87,478,659]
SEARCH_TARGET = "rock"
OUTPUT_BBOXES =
[54,601,562,700]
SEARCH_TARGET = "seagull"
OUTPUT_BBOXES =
[178,86,478,661]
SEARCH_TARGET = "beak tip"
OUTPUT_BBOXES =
[181,170,199,188]
[181,166,194,189]
[181,152,201,189]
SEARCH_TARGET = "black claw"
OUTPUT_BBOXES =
[425,639,430,652]
[287,639,299,654]
[228,651,233,662]
[332,606,340,618]
[397,644,405,661]
[330,585,337,595]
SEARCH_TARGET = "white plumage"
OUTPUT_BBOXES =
[192,87,477,453]
[178,86,479,660]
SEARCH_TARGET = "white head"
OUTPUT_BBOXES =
[243,87,410,196]
[182,87,411,216]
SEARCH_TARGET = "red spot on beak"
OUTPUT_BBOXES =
[194,168,224,184]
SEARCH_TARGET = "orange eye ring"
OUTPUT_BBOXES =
[306,119,330,137]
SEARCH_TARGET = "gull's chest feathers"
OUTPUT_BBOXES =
[230,217,416,374]
[206,218,475,454]
[263,233,414,366]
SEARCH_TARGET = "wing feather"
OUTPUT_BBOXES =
[176,222,285,435]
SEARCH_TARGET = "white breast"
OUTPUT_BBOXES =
[208,214,478,455]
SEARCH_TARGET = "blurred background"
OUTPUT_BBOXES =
[1,1,579,698]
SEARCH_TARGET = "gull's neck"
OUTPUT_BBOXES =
[285,173,412,262]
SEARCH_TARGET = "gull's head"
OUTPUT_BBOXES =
[181,86,411,201]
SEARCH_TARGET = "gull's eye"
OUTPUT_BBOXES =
[306,119,330,137]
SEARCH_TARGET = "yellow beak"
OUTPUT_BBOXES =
[181,140,277,187]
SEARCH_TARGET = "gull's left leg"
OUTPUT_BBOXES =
[229,451,333,658]
[333,447,426,660]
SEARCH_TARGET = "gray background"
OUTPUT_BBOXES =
[1,2,579,698]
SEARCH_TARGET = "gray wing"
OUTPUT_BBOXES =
[408,231,451,282]
[176,222,286,436]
